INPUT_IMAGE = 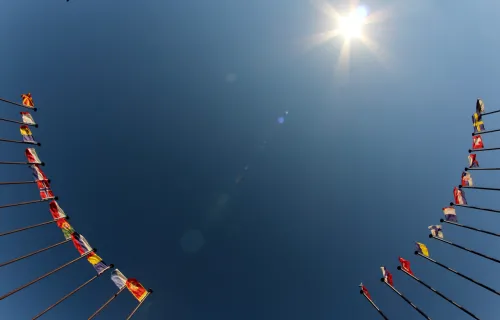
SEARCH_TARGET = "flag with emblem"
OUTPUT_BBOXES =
[454,187,467,205]
[56,218,74,239]
[20,112,35,125]
[21,93,34,108]
[39,187,54,200]
[461,172,473,187]
[49,201,66,219]
[25,148,41,164]
[468,154,479,168]
[429,225,444,238]
[472,135,484,149]
[399,257,414,275]
[126,278,148,302]
[472,112,485,133]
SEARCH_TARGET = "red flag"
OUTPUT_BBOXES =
[399,257,414,275]
[36,180,50,189]
[40,188,54,200]
[125,278,148,302]
[472,135,484,149]
[21,93,34,108]
[359,283,371,300]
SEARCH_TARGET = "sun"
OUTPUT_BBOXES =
[338,7,367,40]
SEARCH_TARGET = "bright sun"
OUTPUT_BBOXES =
[338,7,367,39]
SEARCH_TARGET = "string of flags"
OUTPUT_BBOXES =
[0,93,152,319]
[359,98,500,319]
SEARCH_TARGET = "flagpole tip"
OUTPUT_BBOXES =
[397,266,401,270]
[428,234,433,238]
[93,248,98,253]
[66,216,70,220]
[33,108,37,112]
[109,264,115,268]
[36,143,41,146]
[414,251,418,255]
[40,162,45,166]
[465,168,468,171]
[468,149,472,153]
[34,124,38,128]
[380,277,385,283]
[449,202,454,206]
[148,288,153,293]
[439,218,444,222]
[359,290,364,294]
[54,196,59,200]
[458,185,462,189]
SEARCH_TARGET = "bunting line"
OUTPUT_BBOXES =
[415,252,500,296]
[380,280,431,319]
[440,219,500,238]
[397,267,479,319]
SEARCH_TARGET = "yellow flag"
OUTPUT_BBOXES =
[416,242,429,257]
[87,252,103,265]
[20,126,32,136]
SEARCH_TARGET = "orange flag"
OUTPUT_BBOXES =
[126,278,148,302]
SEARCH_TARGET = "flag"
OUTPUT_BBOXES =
[20,125,36,143]
[472,135,484,149]
[429,225,444,239]
[71,232,93,255]
[31,164,47,181]
[49,200,66,219]
[21,93,34,108]
[359,283,371,300]
[468,154,479,168]
[461,172,473,187]
[380,266,393,286]
[443,207,458,222]
[20,112,35,125]
[87,252,108,275]
[126,278,148,302]
[476,98,485,114]
[56,218,74,239]
[399,257,414,275]
[39,188,54,200]
[111,269,127,289]
[472,113,485,133]
[416,242,429,257]
[25,148,41,164]
[20,125,32,136]
[36,180,50,189]
[454,187,467,205]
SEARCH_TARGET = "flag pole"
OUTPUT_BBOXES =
[0,117,37,127]
[465,167,500,171]
[415,252,500,296]
[0,249,94,301]
[0,179,50,186]
[125,289,153,320]
[483,109,500,116]
[0,217,68,238]
[0,239,71,269]
[0,161,44,166]
[429,234,500,264]
[440,219,500,238]
[451,202,500,214]
[471,128,500,135]
[0,97,36,111]
[359,290,389,320]
[32,265,114,319]
[397,267,479,319]
[0,138,40,146]
[459,185,500,192]
[0,197,56,210]
[87,287,126,320]
[469,148,500,153]
[380,279,430,319]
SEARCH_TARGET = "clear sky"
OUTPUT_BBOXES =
[1,0,500,319]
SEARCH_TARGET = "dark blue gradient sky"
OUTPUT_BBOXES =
[1,1,500,319]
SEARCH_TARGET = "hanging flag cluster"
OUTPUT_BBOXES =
[0,93,152,319]
[358,98,497,320]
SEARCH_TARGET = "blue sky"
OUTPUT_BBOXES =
[1,0,500,319]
